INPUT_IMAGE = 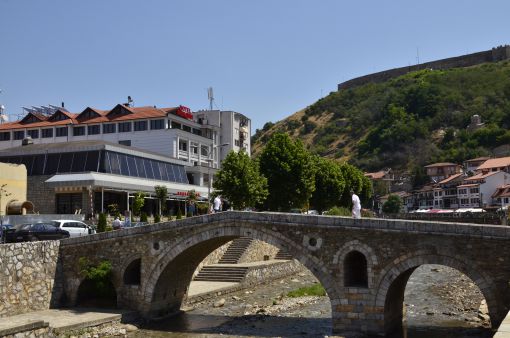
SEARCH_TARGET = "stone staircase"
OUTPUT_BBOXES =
[193,265,249,282]
[218,237,253,264]
[274,249,293,260]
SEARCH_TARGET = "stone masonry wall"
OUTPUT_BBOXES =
[337,45,510,90]
[27,175,55,214]
[238,239,280,263]
[0,241,61,317]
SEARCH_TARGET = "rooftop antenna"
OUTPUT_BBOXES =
[207,87,214,110]
[0,89,7,124]
[127,96,134,107]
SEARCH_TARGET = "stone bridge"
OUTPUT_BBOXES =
[58,211,510,336]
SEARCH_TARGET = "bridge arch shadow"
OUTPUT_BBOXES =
[140,224,338,322]
[375,253,497,336]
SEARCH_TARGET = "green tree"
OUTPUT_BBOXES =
[382,194,403,214]
[338,162,367,207]
[310,156,345,213]
[154,185,168,216]
[97,213,107,233]
[213,150,268,210]
[132,192,145,217]
[259,133,315,211]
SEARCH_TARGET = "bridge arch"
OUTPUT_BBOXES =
[374,251,498,335]
[140,222,338,318]
[333,240,378,288]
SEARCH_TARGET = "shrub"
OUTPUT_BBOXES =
[78,258,113,298]
[154,214,161,223]
[140,212,148,222]
[324,206,351,216]
[176,208,182,220]
[97,213,107,233]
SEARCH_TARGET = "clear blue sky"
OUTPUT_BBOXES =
[1,0,509,131]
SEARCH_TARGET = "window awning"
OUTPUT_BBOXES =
[45,172,209,197]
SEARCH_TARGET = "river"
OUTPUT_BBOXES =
[128,264,494,337]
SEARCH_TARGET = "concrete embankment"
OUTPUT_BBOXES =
[495,311,510,337]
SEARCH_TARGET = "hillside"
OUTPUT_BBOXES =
[252,60,510,173]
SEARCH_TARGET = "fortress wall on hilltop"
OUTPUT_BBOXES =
[338,45,510,90]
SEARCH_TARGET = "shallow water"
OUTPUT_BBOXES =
[129,265,494,338]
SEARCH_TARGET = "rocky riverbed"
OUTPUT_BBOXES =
[124,264,494,338]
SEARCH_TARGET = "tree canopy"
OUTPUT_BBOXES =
[258,133,315,211]
[213,150,268,210]
[309,156,345,213]
[382,194,403,214]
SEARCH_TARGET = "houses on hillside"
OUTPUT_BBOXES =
[368,156,510,213]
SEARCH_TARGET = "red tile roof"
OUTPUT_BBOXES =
[465,156,490,163]
[365,171,386,179]
[457,183,479,188]
[464,171,500,181]
[424,162,459,168]
[492,184,510,198]
[438,173,463,184]
[476,157,510,170]
[0,105,178,130]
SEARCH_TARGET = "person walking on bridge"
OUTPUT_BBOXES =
[351,190,361,219]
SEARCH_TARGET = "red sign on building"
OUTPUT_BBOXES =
[176,105,193,120]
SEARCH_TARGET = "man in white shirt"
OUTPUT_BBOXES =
[351,190,361,219]
[213,195,222,213]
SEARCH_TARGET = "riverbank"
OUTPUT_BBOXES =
[1,263,496,337]
[129,264,494,338]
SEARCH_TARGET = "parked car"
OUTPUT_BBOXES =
[0,224,13,243]
[6,222,70,242]
[52,220,95,237]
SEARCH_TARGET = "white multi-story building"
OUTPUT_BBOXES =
[0,104,251,186]
[457,171,510,208]
[0,103,251,215]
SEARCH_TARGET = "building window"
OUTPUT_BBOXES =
[88,125,100,135]
[179,140,187,151]
[471,198,480,204]
[191,143,198,154]
[461,198,469,204]
[470,188,479,194]
[73,126,85,136]
[103,124,116,134]
[27,130,39,139]
[458,189,467,195]
[0,131,10,141]
[134,121,147,131]
[235,139,240,146]
[119,140,131,146]
[13,131,24,140]
[182,125,191,133]
[56,127,68,137]
[171,121,181,129]
[42,128,53,138]
[118,122,132,133]
[201,145,209,156]
[192,128,202,136]
[150,119,165,130]
[505,198,509,204]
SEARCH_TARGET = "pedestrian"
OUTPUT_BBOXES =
[213,195,222,213]
[351,190,361,219]
[112,217,122,230]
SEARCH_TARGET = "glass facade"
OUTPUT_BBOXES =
[0,150,188,184]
